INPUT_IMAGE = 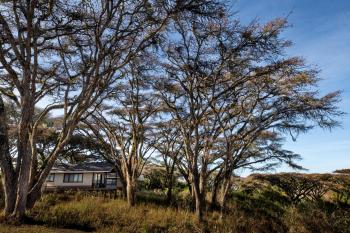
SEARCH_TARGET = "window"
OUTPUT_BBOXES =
[106,178,116,185]
[93,173,104,184]
[63,173,83,183]
[46,173,55,182]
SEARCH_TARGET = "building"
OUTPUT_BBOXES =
[44,162,123,191]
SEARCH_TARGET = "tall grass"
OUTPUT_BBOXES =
[23,191,350,233]
[1,175,349,233]
[30,196,200,232]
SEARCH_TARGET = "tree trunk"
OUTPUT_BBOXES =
[192,174,204,222]
[121,182,127,199]
[166,178,173,205]
[26,187,42,209]
[210,179,220,210]
[219,178,231,219]
[193,184,204,222]
[3,181,16,216]
[12,153,31,219]
[210,168,223,210]
[126,175,136,206]
[0,95,17,216]
[119,175,127,199]
[10,86,34,220]
[114,163,127,199]
[0,150,16,216]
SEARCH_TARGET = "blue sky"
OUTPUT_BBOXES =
[232,0,350,175]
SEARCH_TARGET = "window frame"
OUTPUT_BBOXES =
[63,173,83,183]
[46,173,55,182]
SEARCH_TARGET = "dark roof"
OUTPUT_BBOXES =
[52,162,114,172]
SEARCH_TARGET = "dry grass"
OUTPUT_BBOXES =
[30,196,201,233]
[1,174,350,233]
[0,224,84,233]
[22,192,349,233]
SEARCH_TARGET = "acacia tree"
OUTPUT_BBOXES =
[0,0,221,219]
[155,15,342,220]
[212,132,302,216]
[207,21,342,217]
[86,60,160,206]
[152,121,183,204]
[254,173,329,204]
[155,17,235,220]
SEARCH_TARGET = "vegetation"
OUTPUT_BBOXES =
[0,0,222,219]
[1,173,349,233]
[0,0,345,228]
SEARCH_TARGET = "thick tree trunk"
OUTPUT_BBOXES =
[166,179,173,205]
[121,182,127,199]
[4,185,16,216]
[115,165,127,199]
[12,153,31,219]
[10,87,34,220]
[0,155,16,217]
[26,187,42,209]
[219,178,231,219]
[210,168,223,210]
[190,181,196,209]
[210,179,220,210]
[166,157,177,205]
[126,175,136,206]
[193,184,204,222]
[0,95,17,216]
[192,174,204,222]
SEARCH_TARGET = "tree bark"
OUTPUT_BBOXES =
[210,168,223,210]
[3,184,16,216]
[193,184,204,222]
[26,187,42,209]
[126,174,136,206]
[115,164,127,199]
[192,173,204,222]
[120,180,127,199]
[166,178,173,205]
[166,161,176,205]
[210,179,220,210]
[0,95,17,216]
[219,178,231,219]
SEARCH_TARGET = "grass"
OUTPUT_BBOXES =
[0,224,84,233]
[1,175,350,233]
[28,195,201,233]
[0,191,342,233]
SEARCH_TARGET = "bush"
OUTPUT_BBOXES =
[283,202,350,233]
[330,176,350,205]
[254,173,329,204]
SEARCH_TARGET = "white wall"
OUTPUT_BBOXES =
[45,173,93,188]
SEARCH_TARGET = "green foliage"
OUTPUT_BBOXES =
[330,176,350,205]
[253,173,329,204]
[142,169,168,190]
[283,203,350,233]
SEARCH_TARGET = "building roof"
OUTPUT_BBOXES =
[52,162,114,173]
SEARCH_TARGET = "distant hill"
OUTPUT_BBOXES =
[334,169,350,174]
